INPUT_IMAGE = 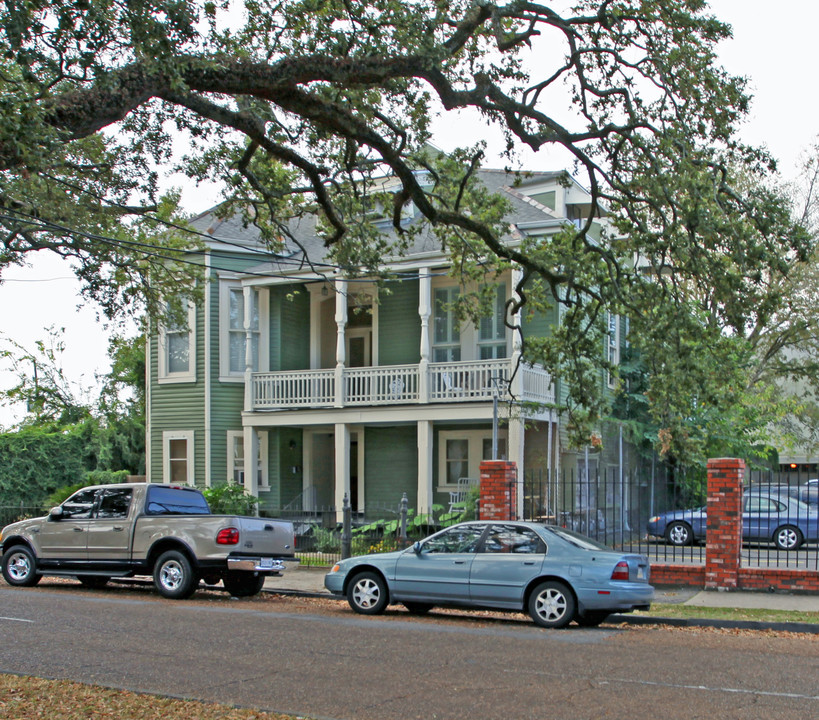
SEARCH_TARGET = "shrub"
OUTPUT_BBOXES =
[202,483,258,515]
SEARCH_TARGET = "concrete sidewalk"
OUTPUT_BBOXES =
[265,565,819,614]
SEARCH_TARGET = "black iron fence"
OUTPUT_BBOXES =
[520,467,819,571]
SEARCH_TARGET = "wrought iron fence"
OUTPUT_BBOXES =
[0,504,46,528]
[520,466,819,570]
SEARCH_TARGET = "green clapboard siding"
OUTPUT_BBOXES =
[364,427,417,507]
[378,278,420,365]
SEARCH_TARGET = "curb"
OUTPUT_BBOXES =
[265,588,819,633]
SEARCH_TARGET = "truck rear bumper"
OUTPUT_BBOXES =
[227,557,286,573]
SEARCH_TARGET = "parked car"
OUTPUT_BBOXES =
[647,491,819,550]
[0,483,295,598]
[747,483,818,509]
[324,521,654,629]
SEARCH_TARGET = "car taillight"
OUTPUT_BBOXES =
[611,561,630,581]
[217,527,240,545]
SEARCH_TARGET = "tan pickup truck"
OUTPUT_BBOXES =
[0,483,295,599]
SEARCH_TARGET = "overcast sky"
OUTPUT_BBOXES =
[0,0,816,428]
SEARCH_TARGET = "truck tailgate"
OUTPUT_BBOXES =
[232,517,295,558]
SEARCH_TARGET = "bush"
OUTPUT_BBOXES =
[202,483,258,515]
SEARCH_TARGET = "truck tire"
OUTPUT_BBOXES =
[153,550,198,599]
[223,572,265,597]
[1,545,41,587]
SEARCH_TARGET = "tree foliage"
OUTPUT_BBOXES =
[0,1,813,462]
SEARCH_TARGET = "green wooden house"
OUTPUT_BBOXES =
[146,169,624,519]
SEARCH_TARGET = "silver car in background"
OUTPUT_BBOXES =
[325,521,653,628]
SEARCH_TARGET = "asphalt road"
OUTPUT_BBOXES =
[1,581,817,720]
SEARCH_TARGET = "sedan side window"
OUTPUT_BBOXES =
[482,525,545,554]
[96,488,133,519]
[61,488,99,519]
[422,525,485,554]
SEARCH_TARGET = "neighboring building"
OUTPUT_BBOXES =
[146,169,626,519]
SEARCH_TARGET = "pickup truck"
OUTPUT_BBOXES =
[0,482,295,599]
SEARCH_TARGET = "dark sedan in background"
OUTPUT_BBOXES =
[325,521,653,629]
[647,489,819,550]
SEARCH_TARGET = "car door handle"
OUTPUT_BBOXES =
[73,527,84,532]
[112,527,124,532]
[453,560,466,564]
[524,561,536,565]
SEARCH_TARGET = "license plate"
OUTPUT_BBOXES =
[260,557,274,569]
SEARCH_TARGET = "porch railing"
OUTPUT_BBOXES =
[251,359,554,410]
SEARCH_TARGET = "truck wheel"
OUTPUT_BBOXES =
[223,572,265,597]
[1,545,41,587]
[154,550,198,599]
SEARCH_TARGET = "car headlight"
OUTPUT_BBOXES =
[648,516,660,524]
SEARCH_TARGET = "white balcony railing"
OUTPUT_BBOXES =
[250,359,554,411]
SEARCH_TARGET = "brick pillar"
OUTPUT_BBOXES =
[705,457,744,590]
[479,460,518,521]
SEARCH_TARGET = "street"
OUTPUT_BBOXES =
[1,581,817,720]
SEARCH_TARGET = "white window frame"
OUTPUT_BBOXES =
[437,429,508,490]
[219,281,269,382]
[227,430,269,490]
[158,303,196,384]
[162,430,195,485]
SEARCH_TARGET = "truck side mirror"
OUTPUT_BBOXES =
[49,506,64,521]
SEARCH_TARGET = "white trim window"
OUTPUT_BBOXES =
[227,430,269,490]
[432,286,461,362]
[158,302,196,383]
[163,430,195,485]
[438,429,507,489]
[219,282,269,380]
[478,282,508,359]
[606,311,620,388]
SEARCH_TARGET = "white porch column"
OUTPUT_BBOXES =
[334,423,350,521]
[335,279,347,408]
[418,267,431,403]
[417,420,433,512]
[508,413,525,519]
[243,425,260,508]
[243,285,254,412]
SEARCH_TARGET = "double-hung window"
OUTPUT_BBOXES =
[158,302,196,383]
[163,430,194,485]
[432,287,461,362]
[227,431,269,490]
[220,282,268,379]
[478,283,508,359]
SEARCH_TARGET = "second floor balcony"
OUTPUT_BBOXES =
[249,359,554,412]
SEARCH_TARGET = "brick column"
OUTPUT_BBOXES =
[479,460,517,521]
[705,457,744,590]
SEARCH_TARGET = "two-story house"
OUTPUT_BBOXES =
[146,168,623,520]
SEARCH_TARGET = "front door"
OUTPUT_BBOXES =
[36,487,98,561]
[392,524,485,603]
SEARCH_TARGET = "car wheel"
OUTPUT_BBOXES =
[76,575,110,589]
[347,571,389,615]
[153,550,198,599]
[773,525,803,551]
[223,572,266,597]
[403,602,433,615]
[666,521,693,546]
[575,611,610,627]
[528,580,576,629]
[1,545,41,587]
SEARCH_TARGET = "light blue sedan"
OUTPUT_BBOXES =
[324,521,653,628]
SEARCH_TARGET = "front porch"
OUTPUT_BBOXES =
[248,358,554,411]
